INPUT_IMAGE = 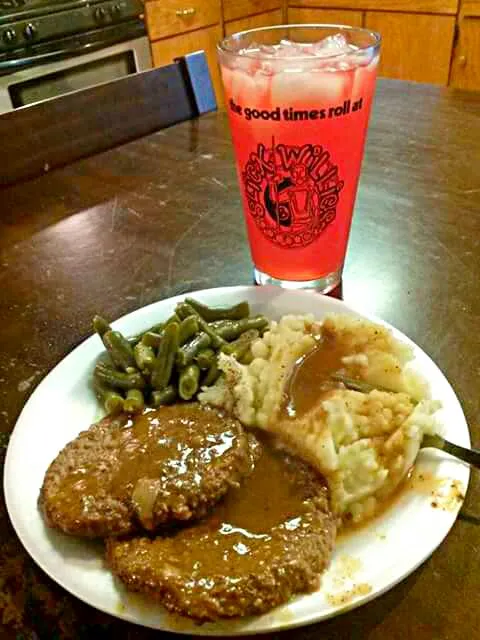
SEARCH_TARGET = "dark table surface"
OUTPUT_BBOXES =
[1,79,479,640]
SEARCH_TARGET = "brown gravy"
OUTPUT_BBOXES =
[206,436,311,534]
[107,436,336,621]
[156,437,326,574]
[285,333,352,418]
[58,405,241,505]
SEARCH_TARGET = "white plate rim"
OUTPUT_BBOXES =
[3,285,471,636]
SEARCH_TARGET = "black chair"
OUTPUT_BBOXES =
[1,50,217,187]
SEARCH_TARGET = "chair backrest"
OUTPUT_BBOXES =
[1,50,217,187]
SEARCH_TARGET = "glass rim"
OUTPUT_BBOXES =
[218,23,381,60]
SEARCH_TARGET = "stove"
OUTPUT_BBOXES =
[0,0,151,112]
[0,0,147,72]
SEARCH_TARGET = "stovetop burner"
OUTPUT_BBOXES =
[0,0,144,56]
[0,0,111,18]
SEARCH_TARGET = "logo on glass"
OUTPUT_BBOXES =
[242,141,344,249]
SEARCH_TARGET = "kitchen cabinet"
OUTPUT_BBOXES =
[289,0,457,11]
[223,0,283,23]
[287,0,480,88]
[145,0,480,99]
[225,10,284,36]
[146,0,221,41]
[288,8,363,26]
[146,1,283,107]
[451,0,480,90]
[146,0,223,104]
[288,3,456,86]
[365,12,456,85]
[150,25,224,104]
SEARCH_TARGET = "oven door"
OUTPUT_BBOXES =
[0,29,152,113]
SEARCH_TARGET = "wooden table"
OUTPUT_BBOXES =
[1,79,479,640]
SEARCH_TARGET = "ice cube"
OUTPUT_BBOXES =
[352,54,379,103]
[233,53,260,75]
[271,67,354,106]
[258,59,276,76]
[252,69,272,106]
[277,39,308,57]
[220,65,234,96]
[348,48,376,70]
[308,33,352,58]
[228,69,253,106]
[311,68,355,104]
[240,40,261,54]
[258,44,278,57]
[334,60,356,72]
[229,67,271,108]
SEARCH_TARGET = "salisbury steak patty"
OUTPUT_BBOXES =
[39,404,260,538]
[106,440,336,621]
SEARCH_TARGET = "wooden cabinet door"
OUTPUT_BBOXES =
[151,26,224,105]
[290,0,458,11]
[225,9,283,35]
[146,0,221,41]
[223,0,282,23]
[365,12,455,85]
[451,18,480,90]
[288,8,363,27]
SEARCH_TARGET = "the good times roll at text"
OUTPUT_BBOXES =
[229,98,364,121]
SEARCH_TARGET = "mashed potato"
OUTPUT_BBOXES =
[199,313,440,525]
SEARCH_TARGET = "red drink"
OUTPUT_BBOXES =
[218,26,380,291]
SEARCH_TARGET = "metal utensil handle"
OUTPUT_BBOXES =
[442,439,480,469]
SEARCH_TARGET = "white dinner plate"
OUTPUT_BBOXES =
[4,286,470,635]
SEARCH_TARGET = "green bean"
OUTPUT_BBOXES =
[165,313,180,326]
[202,360,220,387]
[102,330,137,372]
[221,329,259,359]
[331,373,416,401]
[141,331,162,349]
[93,379,124,414]
[185,297,250,321]
[143,314,178,338]
[196,347,216,370]
[225,328,259,345]
[208,320,226,330]
[330,373,376,393]
[151,385,178,407]
[175,303,195,321]
[176,332,211,368]
[94,362,146,391]
[214,321,246,340]
[124,389,145,414]
[93,315,111,337]
[104,393,125,415]
[178,364,200,400]
[151,322,180,390]
[175,302,226,349]
[239,351,254,365]
[178,316,199,345]
[134,341,155,371]
[212,316,269,341]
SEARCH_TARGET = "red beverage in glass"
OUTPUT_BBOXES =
[218,25,380,291]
